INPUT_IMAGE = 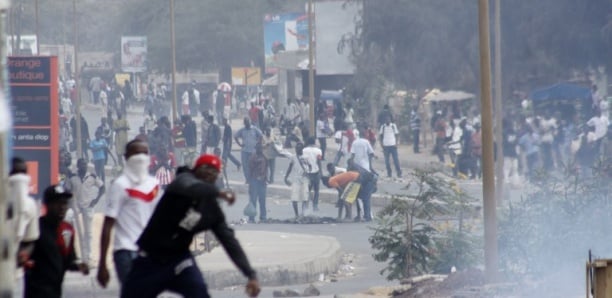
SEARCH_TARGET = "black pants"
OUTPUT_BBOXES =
[121,253,210,298]
[308,172,321,210]
[412,130,420,153]
[318,137,327,160]
[434,137,445,162]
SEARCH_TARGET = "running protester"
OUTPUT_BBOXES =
[121,154,260,298]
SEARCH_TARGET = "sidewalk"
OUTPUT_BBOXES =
[73,213,342,291]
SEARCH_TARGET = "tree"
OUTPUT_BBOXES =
[369,168,480,280]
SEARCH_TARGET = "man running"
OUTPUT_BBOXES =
[121,154,260,298]
[97,139,161,288]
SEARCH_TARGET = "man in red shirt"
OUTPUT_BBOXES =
[248,102,260,128]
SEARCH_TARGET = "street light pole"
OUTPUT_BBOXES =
[308,0,315,134]
[73,0,82,159]
[170,0,178,125]
[494,0,504,205]
[478,0,498,283]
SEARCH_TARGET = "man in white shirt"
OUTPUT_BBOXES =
[285,98,300,125]
[9,157,39,266]
[284,142,310,217]
[333,129,350,167]
[587,110,609,141]
[97,139,162,288]
[65,158,105,265]
[350,130,374,172]
[181,83,200,117]
[316,113,329,160]
[379,118,402,178]
[301,137,323,211]
[349,130,376,221]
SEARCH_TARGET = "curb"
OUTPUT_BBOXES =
[197,232,343,289]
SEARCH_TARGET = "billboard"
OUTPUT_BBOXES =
[121,36,147,72]
[8,56,59,197]
[231,67,261,86]
[263,13,309,74]
[7,35,38,56]
[315,1,360,75]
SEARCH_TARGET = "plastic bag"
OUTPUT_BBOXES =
[243,202,257,217]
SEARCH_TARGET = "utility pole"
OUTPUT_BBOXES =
[308,0,315,134]
[478,0,498,283]
[73,0,82,159]
[493,0,504,205]
[0,1,15,296]
[170,0,178,125]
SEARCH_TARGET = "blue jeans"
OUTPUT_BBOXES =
[121,253,209,298]
[383,145,402,177]
[333,151,345,167]
[113,250,138,284]
[359,178,375,221]
[93,158,106,182]
[241,151,253,182]
[222,147,241,168]
[248,179,267,221]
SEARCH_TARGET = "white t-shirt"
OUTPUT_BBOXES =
[335,131,350,154]
[540,117,557,143]
[289,154,307,182]
[379,123,399,147]
[9,174,40,243]
[105,174,161,252]
[448,126,463,154]
[351,138,374,172]
[316,119,326,138]
[301,146,322,174]
[587,116,609,140]
[344,108,354,123]
[67,172,104,209]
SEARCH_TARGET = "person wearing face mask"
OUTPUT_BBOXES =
[65,158,105,265]
[8,158,39,271]
[96,139,162,289]
[121,154,260,298]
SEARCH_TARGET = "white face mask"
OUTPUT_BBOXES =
[124,154,150,183]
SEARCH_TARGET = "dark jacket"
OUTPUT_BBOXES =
[137,172,256,279]
[25,216,79,298]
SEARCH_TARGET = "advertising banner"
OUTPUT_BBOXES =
[231,67,261,86]
[8,56,59,196]
[263,13,309,74]
[121,36,147,72]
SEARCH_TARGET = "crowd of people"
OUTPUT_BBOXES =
[428,84,610,182]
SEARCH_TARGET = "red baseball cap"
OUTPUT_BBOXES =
[194,154,222,171]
